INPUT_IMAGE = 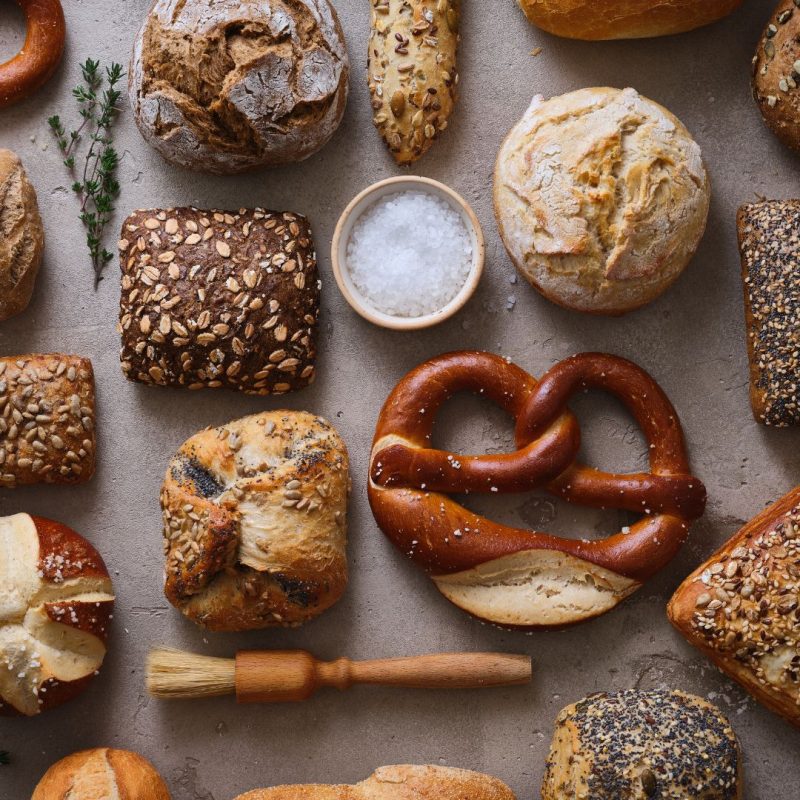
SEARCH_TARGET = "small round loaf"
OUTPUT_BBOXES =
[542,690,743,799]
[129,0,349,174]
[518,0,743,40]
[494,88,710,315]
[161,410,349,631]
[752,0,800,152]
[0,149,44,321]
[32,748,170,800]
[0,514,114,716]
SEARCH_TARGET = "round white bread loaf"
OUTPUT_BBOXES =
[129,0,349,174]
[161,410,349,631]
[0,149,43,321]
[494,87,710,315]
[0,514,114,716]
[32,748,170,800]
[518,0,744,40]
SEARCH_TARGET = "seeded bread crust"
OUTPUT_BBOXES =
[161,410,349,631]
[668,486,800,728]
[0,354,96,487]
[737,201,800,426]
[752,0,800,152]
[118,207,319,396]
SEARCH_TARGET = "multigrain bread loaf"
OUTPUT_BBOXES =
[32,748,170,800]
[517,0,743,40]
[0,148,44,321]
[368,0,460,165]
[129,0,349,173]
[494,88,710,315]
[737,201,800,426]
[119,207,319,396]
[234,765,516,800]
[752,0,800,151]
[0,354,96,487]
[542,690,742,799]
[0,514,114,716]
[161,410,349,631]
[668,486,800,728]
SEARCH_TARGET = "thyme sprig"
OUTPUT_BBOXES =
[48,59,125,287]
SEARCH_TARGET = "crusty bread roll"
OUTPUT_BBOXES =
[542,690,743,799]
[494,88,710,315]
[129,0,349,173]
[0,148,43,321]
[161,410,349,631]
[32,748,170,800]
[518,0,743,40]
[0,514,114,716]
[235,764,516,800]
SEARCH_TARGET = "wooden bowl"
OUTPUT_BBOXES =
[331,176,485,331]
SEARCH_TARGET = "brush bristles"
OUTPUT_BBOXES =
[147,648,236,699]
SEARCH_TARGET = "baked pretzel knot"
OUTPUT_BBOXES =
[368,352,706,628]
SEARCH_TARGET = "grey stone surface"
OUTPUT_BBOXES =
[1,0,799,798]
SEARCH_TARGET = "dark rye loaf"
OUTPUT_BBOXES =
[118,207,319,395]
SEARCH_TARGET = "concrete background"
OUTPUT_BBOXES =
[2,0,799,797]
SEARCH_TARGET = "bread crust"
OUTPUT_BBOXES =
[518,0,743,40]
[668,485,800,728]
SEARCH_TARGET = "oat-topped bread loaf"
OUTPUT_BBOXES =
[542,690,742,799]
[32,748,170,800]
[161,410,349,631]
[737,201,800,426]
[234,764,517,800]
[0,354,96,487]
[0,149,44,321]
[119,207,319,396]
[669,485,800,728]
[0,514,114,716]
[494,88,710,315]
[129,0,349,173]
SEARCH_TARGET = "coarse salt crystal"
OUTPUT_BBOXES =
[346,190,473,317]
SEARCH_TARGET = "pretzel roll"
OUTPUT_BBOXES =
[0,513,114,716]
[0,0,65,108]
[369,351,705,628]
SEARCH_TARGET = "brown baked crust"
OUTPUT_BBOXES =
[32,748,171,800]
[0,354,96,487]
[752,0,800,151]
[518,0,743,40]
[668,485,800,728]
[118,207,318,396]
[737,201,800,426]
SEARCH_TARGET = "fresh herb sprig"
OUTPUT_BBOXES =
[48,59,125,288]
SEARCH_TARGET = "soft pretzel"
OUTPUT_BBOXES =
[0,0,65,109]
[368,351,706,628]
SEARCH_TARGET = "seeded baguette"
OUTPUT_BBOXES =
[368,0,460,165]
[118,207,319,396]
[0,354,96,488]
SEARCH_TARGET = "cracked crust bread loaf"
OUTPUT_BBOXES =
[234,765,516,800]
[32,748,170,800]
[0,354,96,487]
[0,149,43,321]
[161,410,349,631]
[517,0,743,40]
[493,87,710,315]
[0,514,114,716]
[668,485,800,728]
[737,201,800,426]
[129,0,349,173]
[119,207,319,396]
[752,0,800,152]
[542,690,742,799]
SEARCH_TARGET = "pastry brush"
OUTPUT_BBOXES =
[147,648,532,703]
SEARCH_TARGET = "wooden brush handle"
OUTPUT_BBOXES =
[234,651,532,703]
